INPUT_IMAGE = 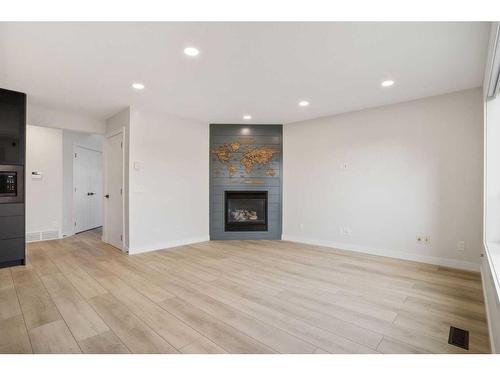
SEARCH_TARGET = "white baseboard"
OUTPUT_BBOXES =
[128,236,210,255]
[281,234,480,272]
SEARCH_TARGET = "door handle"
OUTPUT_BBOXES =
[105,194,110,198]
[87,192,96,196]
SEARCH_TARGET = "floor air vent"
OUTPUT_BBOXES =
[448,326,469,350]
[26,230,60,242]
[26,232,42,242]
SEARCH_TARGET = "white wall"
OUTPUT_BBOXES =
[26,125,63,237]
[127,108,209,254]
[62,130,103,236]
[283,88,483,271]
[28,103,106,134]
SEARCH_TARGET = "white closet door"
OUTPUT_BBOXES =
[74,146,103,233]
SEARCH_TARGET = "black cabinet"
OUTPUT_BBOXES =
[0,89,25,165]
[0,238,25,266]
[0,203,25,267]
[0,88,26,268]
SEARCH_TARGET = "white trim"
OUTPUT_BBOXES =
[481,263,497,354]
[129,236,210,255]
[72,143,78,236]
[485,22,500,99]
[105,127,124,138]
[26,237,62,243]
[483,74,500,305]
[483,242,500,304]
[281,234,480,272]
[73,143,102,153]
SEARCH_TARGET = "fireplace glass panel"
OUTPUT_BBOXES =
[225,191,268,231]
[227,198,265,224]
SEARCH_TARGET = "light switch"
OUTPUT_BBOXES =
[134,162,142,171]
[31,171,42,180]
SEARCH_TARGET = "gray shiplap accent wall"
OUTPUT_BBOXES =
[210,124,283,240]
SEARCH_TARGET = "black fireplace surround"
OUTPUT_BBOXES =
[225,191,268,232]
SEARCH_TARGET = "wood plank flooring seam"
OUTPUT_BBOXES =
[130,260,323,353]
[201,270,385,350]
[177,335,225,351]
[157,296,278,354]
[159,289,315,353]
[76,260,204,350]
[43,250,138,354]
[35,272,83,354]
[134,257,339,353]
[145,266,380,353]
[103,256,305,352]
[10,268,33,354]
[90,279,199,351]
[26,247,116,353]
[83,295,145,354]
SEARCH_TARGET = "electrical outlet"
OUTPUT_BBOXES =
[340,227,351,236]
[457,241,465,251]
[417,235,431,245]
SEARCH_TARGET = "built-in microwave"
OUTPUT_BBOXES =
[0,165,23,204]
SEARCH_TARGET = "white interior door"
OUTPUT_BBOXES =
[89,150,103,229]
[74,147,89,233]
[104,132,124,250]
[74,146,103,233]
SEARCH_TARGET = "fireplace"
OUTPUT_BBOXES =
[224,191,268,232]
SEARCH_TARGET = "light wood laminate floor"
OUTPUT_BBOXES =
[0,229,490,354]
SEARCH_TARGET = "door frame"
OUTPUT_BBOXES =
[72,144,103,235]
[102,127,126,252]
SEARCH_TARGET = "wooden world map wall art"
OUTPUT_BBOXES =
[212,142,280,180]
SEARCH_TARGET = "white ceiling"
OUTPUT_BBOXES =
[0,22,491,124]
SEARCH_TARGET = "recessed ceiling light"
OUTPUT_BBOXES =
[132,83,145,90]
[243,115,252,120]
[298,100,310,107]
[381,80,395,87]
[184,47,200,57]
